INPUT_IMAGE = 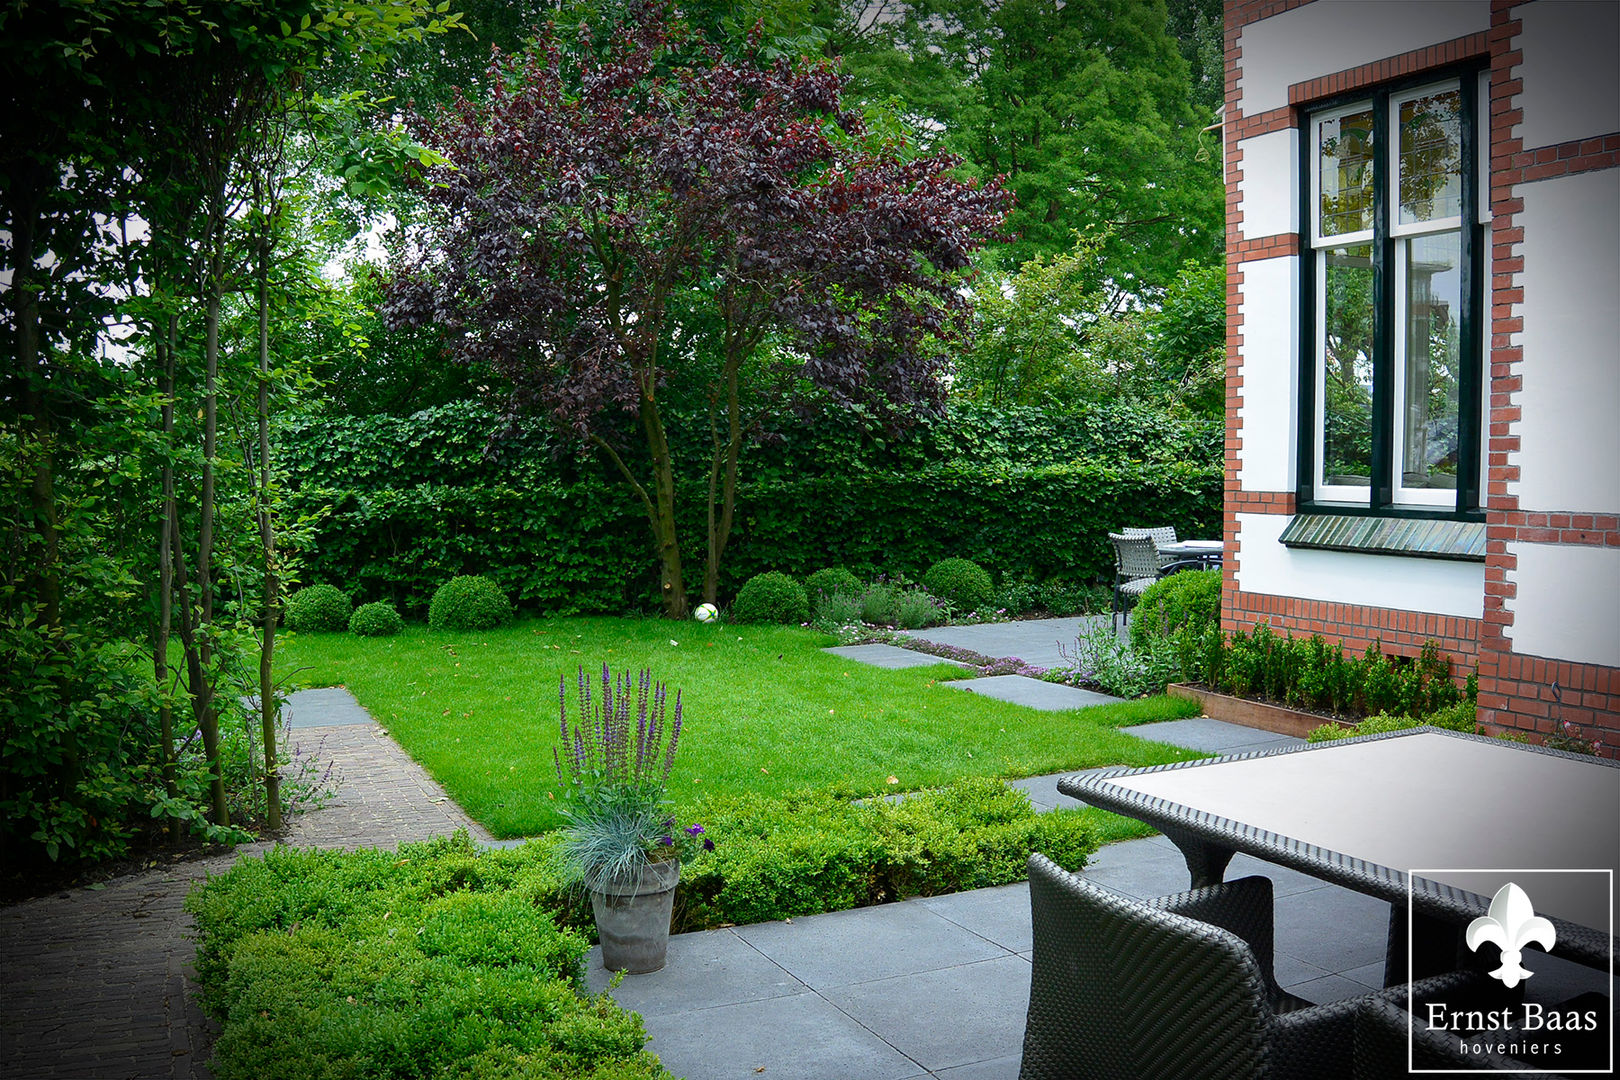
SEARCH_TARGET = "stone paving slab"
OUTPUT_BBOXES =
[281,687,377,728]
[1119,715,1301,755]
[898,615,1120,670]
[823,644,970,669]
[942,674,1121,710]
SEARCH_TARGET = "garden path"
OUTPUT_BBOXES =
[0,688,487,1080]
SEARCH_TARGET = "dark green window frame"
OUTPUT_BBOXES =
[1294,63,1488,525]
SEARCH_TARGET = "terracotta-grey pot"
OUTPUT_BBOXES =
[589,857,680,974]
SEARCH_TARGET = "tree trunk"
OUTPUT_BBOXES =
[254,229,281,831]
[155,313,180,803]
[703,359,745,605]
[639,394,687,619]
[10,174,62,629]
[193,244,228,827]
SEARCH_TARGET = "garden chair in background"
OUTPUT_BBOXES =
[1122,525,1179,569]
[1108,531,1160,630]
[1018,855,1497,1080]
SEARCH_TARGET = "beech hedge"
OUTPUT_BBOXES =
[278,401,1220,613]
[283,461,1219,614]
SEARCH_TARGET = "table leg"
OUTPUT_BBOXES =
[1384,907,1467,987]
[1161,828,1236,888]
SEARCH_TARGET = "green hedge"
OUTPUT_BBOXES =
[284,461,1220,615]
[186,836,669,1080]
[277,400,1221,613]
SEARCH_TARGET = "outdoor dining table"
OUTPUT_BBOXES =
[1156,539,1224,570]
[1058,727,1619,982]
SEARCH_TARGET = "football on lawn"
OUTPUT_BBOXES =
[694,603,719,623]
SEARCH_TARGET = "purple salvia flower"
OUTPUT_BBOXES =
[685,824,704,836]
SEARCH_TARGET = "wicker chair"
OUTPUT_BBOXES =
[1352,995,1570,1078]
[1019,854,1490,1080]
[1108,532,1161,631]
[1122,525,1179,569]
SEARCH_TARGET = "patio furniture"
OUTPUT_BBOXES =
[1155,538,1225,575]
[1108,531,1160,630]
[1122,525,1179,569]
[1058,728,1620,980]
[1019,854,1491,1080]
[1351,996,1572,1078]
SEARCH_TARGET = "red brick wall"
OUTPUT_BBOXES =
[1221,0,1619,754]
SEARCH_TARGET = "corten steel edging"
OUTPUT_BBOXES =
[1058,726,1616,969]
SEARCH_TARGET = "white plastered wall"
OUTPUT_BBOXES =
[1510,167,1620,515]
[1235,514,1486,618]
[1516,0,1620,149]
[1239,1,1490,114]
[1504,545,1620,666]
[1236,128,1298,240]
[1236,256,1297,493]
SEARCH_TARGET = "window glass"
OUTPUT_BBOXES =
[1322,244,1375,486]
[1398,89,1462,226]
[1400,231,1462,490]
[1319,108,1375,238]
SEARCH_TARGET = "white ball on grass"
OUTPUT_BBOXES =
[694,603,719,623]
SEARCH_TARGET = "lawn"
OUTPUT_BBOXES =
[276,616,1202,838]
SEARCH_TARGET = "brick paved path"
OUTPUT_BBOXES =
[0,690,490,1079]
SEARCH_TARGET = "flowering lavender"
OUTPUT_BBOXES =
[553,664,685,793]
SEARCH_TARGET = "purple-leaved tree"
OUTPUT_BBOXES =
[384,8,1010,617]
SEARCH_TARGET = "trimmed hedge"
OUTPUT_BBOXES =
[278,400,1220,615]
[186,835,668,1080]
[923,557,993,612]
[284,584,352,632]
[429,576,513,631]
[349,601,404,637]
[805,566,862,603]
[284,462,1219,616]
[1129,568,1223,652]
[730,571,809,625]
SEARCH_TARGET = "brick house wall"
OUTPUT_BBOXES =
[1221,0,1620,752]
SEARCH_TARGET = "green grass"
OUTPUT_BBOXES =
[276,616,1202,838]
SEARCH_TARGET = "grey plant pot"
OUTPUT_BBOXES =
[590,857,680,974]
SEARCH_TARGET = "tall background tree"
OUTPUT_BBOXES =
[385,11,1010,616]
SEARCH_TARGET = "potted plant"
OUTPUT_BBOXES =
[553,664,712,973]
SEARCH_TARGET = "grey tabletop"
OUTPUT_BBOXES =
[1060,727,1619,966]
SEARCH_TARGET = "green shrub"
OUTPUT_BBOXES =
[1130,569,1222,652]
[348,601,403,637]
[1307,699,1479,744]
[428,575,513,631]
[857,582,900,625]
[677,780,1099,929]
[894,589,946,630]
[284,584,353,632]
[923,558,994,612]
[805,566,862,603]
[812,591,865,627]
[730,571,809,624]
[186,835,668,1080]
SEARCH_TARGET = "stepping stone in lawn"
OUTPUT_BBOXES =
[944,674,1121,711]
[823,644,970,669]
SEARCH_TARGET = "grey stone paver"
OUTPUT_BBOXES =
[822,954,1032,1073]
[824,643,970,669]
[942,674,1121,710]
[1120,715,1301,755]
[898,615,1120,670]
[0,687,489,1080]
[735,901,1007,991]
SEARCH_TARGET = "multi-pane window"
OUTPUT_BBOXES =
[1302,72,1487,516]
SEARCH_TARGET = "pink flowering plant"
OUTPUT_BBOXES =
[553,665,711,890]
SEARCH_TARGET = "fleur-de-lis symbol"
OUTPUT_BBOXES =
[1465,882,1557,988]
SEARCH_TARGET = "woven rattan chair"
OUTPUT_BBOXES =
[1122,525,1179,569]
[1019,854,1489,1080]
[1352,995,1570,1078]
[1108,532,1161,631]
